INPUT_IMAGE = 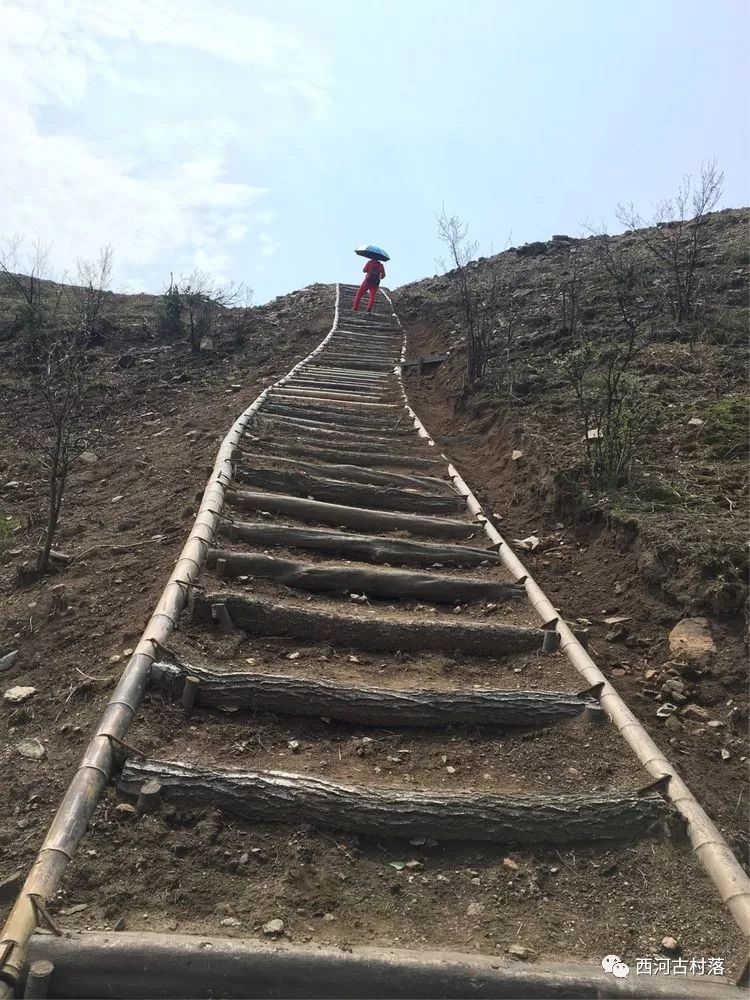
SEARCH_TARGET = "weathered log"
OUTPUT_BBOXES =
[151,658,593,726]
[191,592,540,655]
[235,453,450,492]
[254,414,401,439]
[216,520,500,567]
[254,414,404,446]
[119,758,671,844]
[283,378,390,394]
[262,403,408,432]
[239,437,442,470]
[205,549,522,604]
[226,490,476,538]
[232,467,464,515]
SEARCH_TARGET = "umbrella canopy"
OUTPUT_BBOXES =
[355,244,390,262]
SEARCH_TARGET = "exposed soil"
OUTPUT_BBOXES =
[0,272,747,984]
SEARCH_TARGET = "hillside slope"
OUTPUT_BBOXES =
[394,208,748,856]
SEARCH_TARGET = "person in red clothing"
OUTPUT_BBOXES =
[352,257,386,313]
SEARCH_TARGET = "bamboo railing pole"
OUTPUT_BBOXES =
[0,289,344,994]
[384,290,750,941]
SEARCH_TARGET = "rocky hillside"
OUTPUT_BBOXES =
[394,209,749,619]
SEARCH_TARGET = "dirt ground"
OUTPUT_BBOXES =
[0,277,747,983]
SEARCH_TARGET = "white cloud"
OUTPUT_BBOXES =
[0,0,331,290]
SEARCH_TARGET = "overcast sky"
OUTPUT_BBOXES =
[2,0,748,303]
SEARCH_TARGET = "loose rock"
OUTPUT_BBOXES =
[668,618,716,665]
[262,918,285,936]
[3,686,37,705]
[16,738,46,760]
[507,943,535,961]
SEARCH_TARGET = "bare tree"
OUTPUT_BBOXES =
[559,231,660,489]
[557,248,584,337]
[617,160,724,321]
[70,244,114,340]
[436,209,499,388]
[0,241,110,576]
[0,236,65,352]
[157,270,252,352]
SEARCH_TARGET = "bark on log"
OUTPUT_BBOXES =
[235,453,450,492]
[255,414,400,439]
[239,438,442,470]
[262,403,408,432]
[191,592,540,655]
[216,520,500,567]
[226,491,476,538]
[254,414,403,446]
[151,659,591,726]
[205,549,523,604]
[232,467,464,515]
[119,758,671,844]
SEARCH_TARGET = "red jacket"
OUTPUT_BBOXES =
[363,259,385,285]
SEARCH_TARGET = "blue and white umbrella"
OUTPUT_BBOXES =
[355,244,390,262]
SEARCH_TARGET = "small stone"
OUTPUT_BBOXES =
[467,901,485,917]
[687,417,704,427]
[221,917,242,927]
[503,857,519,871]
[511,449,524,461]
[680,704,711,722]
[262,918,284,936]
[78,451,98,465]
[287,651,301,660]
[115,803,137,818]
[0,650,19,673]
[60,903,88,916]
[288,740,301,753]
[660,936,680,955]
[111,495,124,503]
[508,943,535,961]
[446,766,456,774]
[239,853,249,865]
[16,738,46,760]
[113,917,127,931]
[668,618,716,665]
[721,748,731,761]
[109,655,121,664]
[3,686,37,705]
[322,912,336,922]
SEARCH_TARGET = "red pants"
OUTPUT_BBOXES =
[353,280,379,312]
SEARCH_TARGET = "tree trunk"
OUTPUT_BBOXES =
[206,549,523,605]
[262,403,407,432]
[216,520,500,568]
[226,491,476,539]
[235,454,450,492]
[119,758,670,844]
[151,658,591,727]
[191,592,540,656]
[255,414,402,446]
[232,467,464,515]
[238,438,442,470]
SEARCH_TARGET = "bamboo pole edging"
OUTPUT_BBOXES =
[383,290,750,940]
[0,287,344,995]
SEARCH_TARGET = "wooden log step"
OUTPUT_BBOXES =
[269,392,397,410]
[254,414,406,445]
[232,467,465,514]
[235,453,450,491]
[254,414,404,441]
[242,431,428,459]
[262,403,409,431]
[191,592,539,655]
[225,491,475,538]
[217,520,501,567]
[302,365,390,378]
[205,550,523,604]
[271,387,384,404]
[119,758,671,844]
[238,438,442,470]
[151,658,594,726]
[283,378,387,393]
[316,358,395,371]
